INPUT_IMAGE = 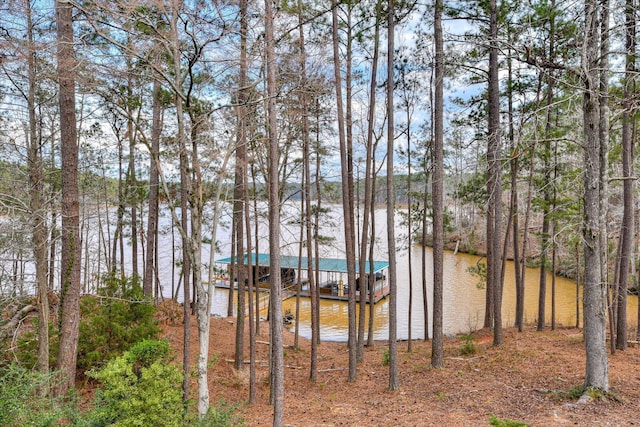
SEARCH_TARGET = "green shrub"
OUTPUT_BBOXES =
[86,339,183,427]
[78,274,159,371]
[460,333,476,356]
[0,364,73,426]
[382,348,390,366]
[489,414,529,427]
[13,319,59,369]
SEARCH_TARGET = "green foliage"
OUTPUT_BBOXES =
[467,260,487,290]
[566,385,616,401]
[86,340,183,427]
[567,385,587,399]
[78,274,159,371]
[191,401,245,427]
[0,364,73,426]
[14,319,59,369]
[453,172,488,211]
[459,333,477,356]
[489,414,529,427]
[382,348,390,366]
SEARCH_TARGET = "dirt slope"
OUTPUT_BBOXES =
[161,311,640,426]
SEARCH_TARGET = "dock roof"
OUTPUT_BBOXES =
[215,253,389,274]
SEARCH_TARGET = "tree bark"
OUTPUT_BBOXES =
[616,0,635,351]
[233,0,249,367]
[55,0,82,397]
[387,0,399,391]
[144,77,161,298]
[331,0,358,382]
[582,0,609,391]
[488,0,503,345]
[294,0,318,380]
[431,0,444,369]
[264,0,284,422]
[360,0,382,356]
[26,0,49,376]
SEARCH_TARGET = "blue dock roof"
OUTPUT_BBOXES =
[215,253,389,274]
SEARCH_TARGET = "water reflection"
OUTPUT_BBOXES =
[213,247,638,342]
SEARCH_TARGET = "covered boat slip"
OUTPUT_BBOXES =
[214,253,390,303]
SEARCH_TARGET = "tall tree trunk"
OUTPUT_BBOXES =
[168,2,192,407]
[331,0,358,381]
[616,0,635,351]
[538,0,556,331]
[55,0,81,397]
[244,168,257,403]
[252,166,261,337]
[313,102,323,346]
[406,99,413,354]
[228,223,237,317]
[233,0,249,377]
[422,168,429,341]
[506,43,523,332]
[360,0,382,357]
[387,0,399,391]
[264,0,284,422]
[599,0,612,353]
[344,8,358,369]
[488,0,503,345]
[431,0,444,369]
[112,136,125,277]
[582,0,609,391]
[202,143,234,413]
[48,211,58,292]
[126,66,138,279]
[233,4,249,368]
[27,0,49,376]
[295,0,317,378]
[144,77,161,298]
[368,156,379,347]
[189,117,206,416]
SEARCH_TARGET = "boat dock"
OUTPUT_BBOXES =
[213,253,391,305]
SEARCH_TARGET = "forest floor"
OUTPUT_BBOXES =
[160,307,640,427]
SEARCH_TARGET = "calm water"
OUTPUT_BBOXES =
[211,246,639,341]
[161,204,638,342]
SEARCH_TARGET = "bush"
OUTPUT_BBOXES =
[382,349,390,366]
[489,414,529,427]
[86,339,183,427]
[13,319,59,369]
[459,333,476,356]
[78,274,159,371]
[0,364,73,426]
